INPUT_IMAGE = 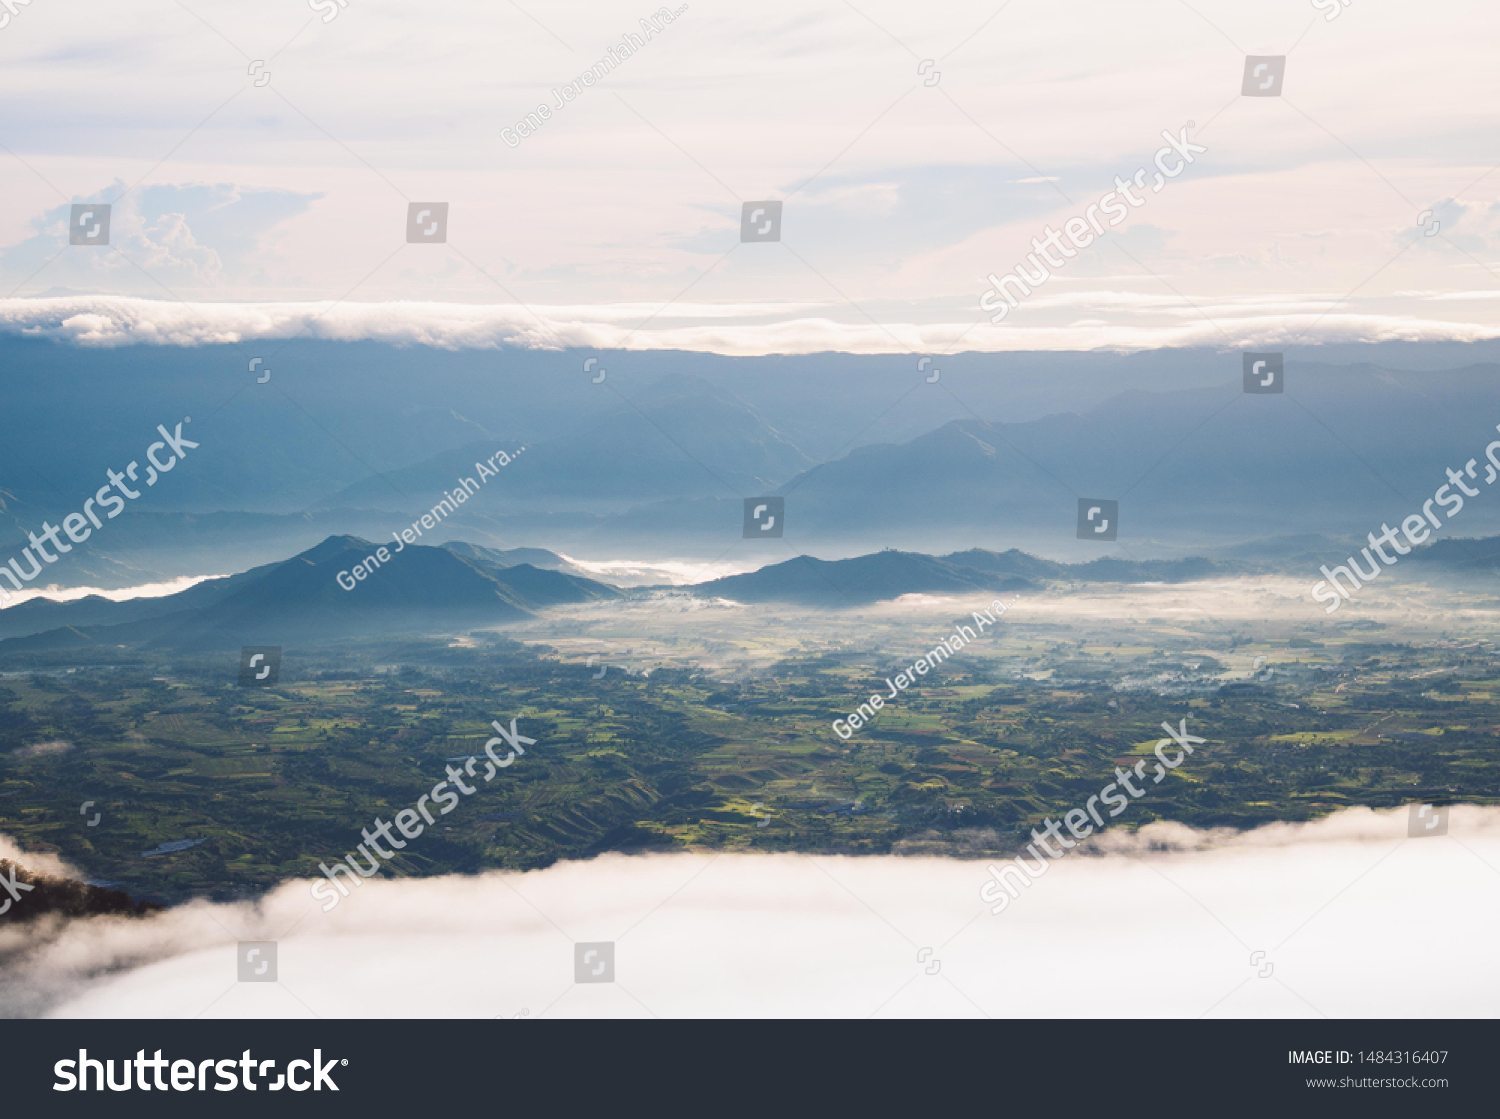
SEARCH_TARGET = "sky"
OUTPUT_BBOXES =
[9,806,1500,1018]
[2,0,1500,354]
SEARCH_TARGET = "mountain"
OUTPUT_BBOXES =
[5,526,1492,647]
[0,536,621,648]
[9,344,1500,577]
[691,528,1500,608]
[937,548,1071,580]
[561,361,1500,550]
[423,540,592,579]
[326,373,814,512]
[0,337,1263,520]
[692,551,1034,606]
[1408,535,1500,569]
[690,547,1252,606]
[760,363,1500,543]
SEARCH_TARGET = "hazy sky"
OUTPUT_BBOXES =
[2,0,1499,353]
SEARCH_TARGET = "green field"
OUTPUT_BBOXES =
[2,605,1497,904]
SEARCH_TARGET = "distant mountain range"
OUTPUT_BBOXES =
[579,363,1500,547]
[4,531,1494,652]
[299,362,1500,557]
[0,537,618,649]
[328,374,814,511]
[1409,536,1500,569]
[7,338,1500,581]
[0,337,1254,518]
[689,548,1242,606]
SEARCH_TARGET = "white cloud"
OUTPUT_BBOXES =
[3,805,1497,1018]
[0,0,1497,341]
[555,554,751,585]
[4,294,1500,355]
[11,740,71,758]
[128,212,222,283]
[0,574,221,612]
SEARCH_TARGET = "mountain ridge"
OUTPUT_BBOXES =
[4,530,1497,648]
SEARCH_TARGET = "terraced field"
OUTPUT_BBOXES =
[1,601,1498,904]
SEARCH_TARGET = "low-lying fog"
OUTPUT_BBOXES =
[0,574,220,610]
[513,573,1499,681]
[4,806,1496,1018]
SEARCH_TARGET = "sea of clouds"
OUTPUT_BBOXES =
[4,295,1499,356]
[2,805,1496,1019]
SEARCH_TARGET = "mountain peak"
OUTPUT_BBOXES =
[298,535,376,562]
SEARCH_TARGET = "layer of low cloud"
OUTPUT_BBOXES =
[4,295,1500,355]
[555,554,752,586]
[0,575,220,612]
[11,741,72,759]
[3,805,1497,1019]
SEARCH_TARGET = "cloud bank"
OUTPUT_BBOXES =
[5,295,1500,356]
[3,805,1497,1019]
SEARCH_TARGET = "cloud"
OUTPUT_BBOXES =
[4,294,1500,355]
[555,554,752,586]
[13,741,72,758]
[779,164,1084,259]
[1402,196,1500,252]
[0,574,221,612]
[0,183,322,293]
[130,212,221,282]
[0,837,78,880]
[1,0,1498,322]
[3,805,1498,1019]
